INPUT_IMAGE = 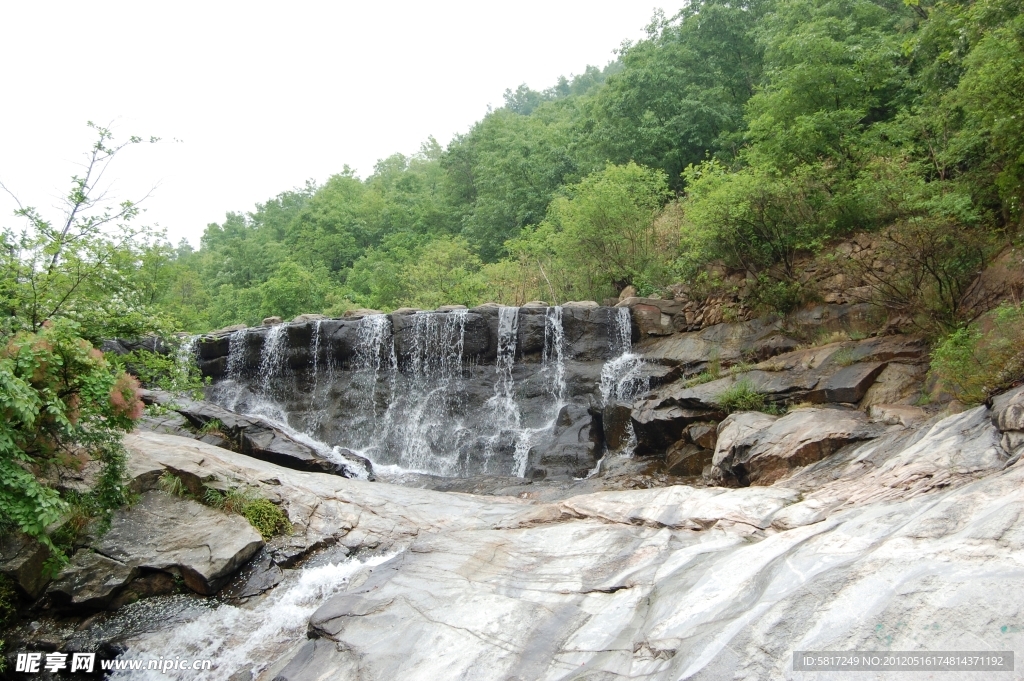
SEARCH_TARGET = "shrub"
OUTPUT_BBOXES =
[930,304,1024,404]
[0,321,141,553]
[107,341,207,401]
[204,487,290,540]
[716,379,777,414]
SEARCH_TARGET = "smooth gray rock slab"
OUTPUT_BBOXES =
[91,491,263,595]
[46,550,137,609]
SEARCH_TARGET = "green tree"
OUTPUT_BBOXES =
[0,123,163,343]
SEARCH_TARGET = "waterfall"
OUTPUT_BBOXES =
[600,307,648,406]
[257,324,287,398]
[208,306,594,479]
[488,307,520,432]
[598,307,648,457]
[307,320,337,433]
[483,307,526,474]
[543,306,566,408]
[223,329,248,412]
[387,310,470,475]
[109,552,400,681]
[353,314,397,422]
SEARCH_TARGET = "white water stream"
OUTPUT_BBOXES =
[110,552,399,681]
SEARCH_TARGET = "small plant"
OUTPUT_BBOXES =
[829,347,857,367]
[158,472,188,497]
[686,370,719,387]
[198,419,225,436]
[716,379,775,413]
[204,486,289,540]
[848,330,868,341]
[727,362,755,376]
[930,303,1024,405]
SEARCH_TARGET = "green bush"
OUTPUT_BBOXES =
[716,379,778,414]
[107,342,207,400]
[204,487,290,540]
[930,304,1024,405]
[0,321,141,554]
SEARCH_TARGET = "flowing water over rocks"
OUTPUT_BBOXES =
[24,303,1024,679]
[201,305,632,480]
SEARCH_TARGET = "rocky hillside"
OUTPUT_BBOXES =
[4,284,1024,678]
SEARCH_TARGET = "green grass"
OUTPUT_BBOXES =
[829,347,857,367]
[716,379,780,414]
[204,487,291,540]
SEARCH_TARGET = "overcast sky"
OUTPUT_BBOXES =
[0,1,683,247]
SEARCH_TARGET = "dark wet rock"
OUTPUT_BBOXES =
[91,491,263,596]
[630,405,723,456]
[687,423,718,451]
[528,404,602,477]
[0,532,51,598]
[218,548,283,600]
[602,402,633,451]
[712,407,883,486]
[46,551,137,610]
[174,399,373,479]
[665,442,713,477]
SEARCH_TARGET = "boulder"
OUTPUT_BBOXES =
[563,300,599,308]
[0,532,51,598]
[630,403,722,456]
[860,362,928,407]
[435,304,468,312]
[639,316,788,369]
[687,422,718,450]
[292,314,326,323]
[262,316,283,326]
[46,551,137,609]
[992,385,1024,432]
[712,407,882,486]
[665,442,713,477]
[805,362,887,404]
[618,285,637,300]
[174,399,373,479]
[528,404,601,477]
[91,491,264,595]
[602,402,633,451]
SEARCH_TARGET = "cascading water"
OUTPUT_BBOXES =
[223,329,248,412]
[208,305,619,479]
[257,324,287,399]
[598,307,649,457]
[382,310,471,475]
[174,335,199,377]
[109,552,399,681]
[543,306,566,408]
[600,307,648,406]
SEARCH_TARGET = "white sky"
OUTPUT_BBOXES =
[0,1,684,247]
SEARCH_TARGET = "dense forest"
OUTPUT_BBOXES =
[120,0,1021,331]
[2,0,1024,574]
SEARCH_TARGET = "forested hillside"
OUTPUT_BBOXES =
[104,0,1019,333]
